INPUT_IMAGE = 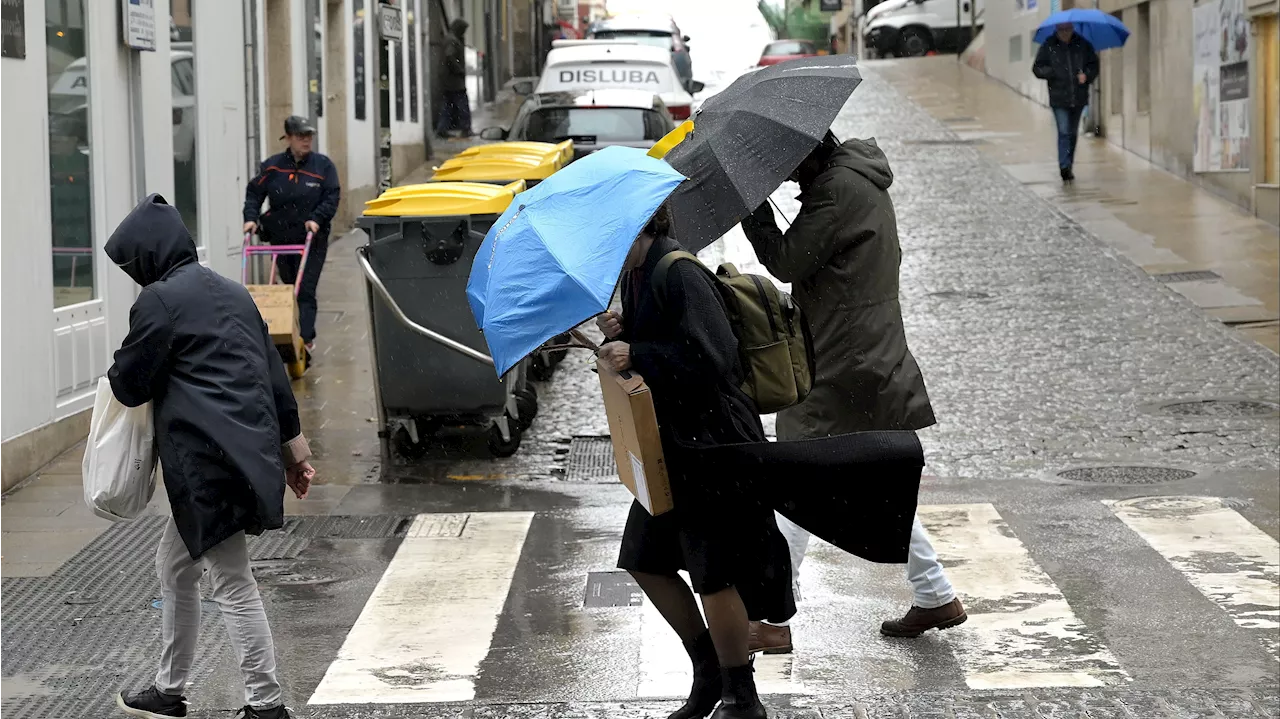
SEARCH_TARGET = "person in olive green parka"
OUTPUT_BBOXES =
[740,133,967,651]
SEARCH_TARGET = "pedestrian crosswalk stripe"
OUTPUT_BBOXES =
[636,580,808,698]
[918,504,1128,690]
[1106,496,1280,661]
[307,512,536,705]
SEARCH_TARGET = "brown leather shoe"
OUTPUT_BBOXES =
[880,598,967,638]
[747,621,793,654]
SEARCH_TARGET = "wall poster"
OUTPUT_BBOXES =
[1193,0,1251,172]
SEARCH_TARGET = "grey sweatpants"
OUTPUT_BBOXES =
[154,518,282,709]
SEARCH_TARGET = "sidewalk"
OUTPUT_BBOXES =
[870,57,1280,354]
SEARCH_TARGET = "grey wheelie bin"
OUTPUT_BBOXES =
[356,180,537,462]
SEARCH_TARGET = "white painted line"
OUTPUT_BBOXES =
[918,504,1127,690]
[1107,496,1280,660]
[636,571,807,698]
[307,512,535,704]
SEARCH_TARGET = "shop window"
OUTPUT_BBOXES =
[1109,12,1124,113]
[1262,14,1279,184]
[395,28,405,121]
[408,5,419,123]
[1008,34,1021,63]
[172,0,199,245]
[1136,3,1150,113]
[46,0,94,308]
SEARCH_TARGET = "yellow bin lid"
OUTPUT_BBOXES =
[430,153,560,182]
[363,180,525,217]
[456,140,574,165]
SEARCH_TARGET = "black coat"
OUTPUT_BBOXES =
[243,150,341,245]
[106,194,303,560]
[1032,34,1099,109]
[441,21,468,93]
[620,235,765,452]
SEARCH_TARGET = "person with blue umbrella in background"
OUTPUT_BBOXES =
[1033,9,1127,183]
[468,145,796,719]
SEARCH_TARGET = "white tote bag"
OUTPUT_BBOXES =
[82,378,158,522]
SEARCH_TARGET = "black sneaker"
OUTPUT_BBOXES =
[236,705,292,719]
[116,687,187,718]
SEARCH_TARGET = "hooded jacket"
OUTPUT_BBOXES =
[106,194,310,559]
[741,138,935,439]
[442,19,469,93]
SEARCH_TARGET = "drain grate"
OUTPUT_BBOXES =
[1153,270,1222,283]
[1160,399,1280,418]
[928,290,992,300]
[941,115,977,122]
[1057,466,1197,484]
[566,436,618,481]
[280,514,414,539]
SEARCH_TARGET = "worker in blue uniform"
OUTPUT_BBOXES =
[243,115,341,358]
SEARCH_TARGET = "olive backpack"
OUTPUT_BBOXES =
[650,250,815,414]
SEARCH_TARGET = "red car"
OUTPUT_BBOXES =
[758,40,820,66]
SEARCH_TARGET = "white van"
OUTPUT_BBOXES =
[863,0,983,57]
[533,40,701,121]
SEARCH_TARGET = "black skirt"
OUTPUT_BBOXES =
[616,480,797,625]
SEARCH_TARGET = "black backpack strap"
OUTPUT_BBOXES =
[649,250,701,311]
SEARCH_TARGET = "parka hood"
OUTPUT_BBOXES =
[105,193,198,286]
[827,138,894,191]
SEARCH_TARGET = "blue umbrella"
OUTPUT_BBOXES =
[1035,9,1129,50]
[466,145,686,376]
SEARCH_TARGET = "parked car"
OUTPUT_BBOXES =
[863,0,983,57]
[527,40,703,121]
[585,14,694,93]
[758,39,820,66]
[482,89,675,160]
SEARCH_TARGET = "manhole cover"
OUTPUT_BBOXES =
[566,436,617,481]
[1153,270,1221,283]
[251,559,353,586]
[1160,399,1279,418]
[928,290,991,300]
[583,571,643,608]
[1057,466,1196,484]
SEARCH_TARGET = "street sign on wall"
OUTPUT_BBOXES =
[378,3,403,40]
[121,0,157,51]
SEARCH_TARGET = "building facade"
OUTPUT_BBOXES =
[0,0,437,489]
[981,0,1280,224]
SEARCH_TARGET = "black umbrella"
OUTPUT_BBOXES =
[663,56,862,252]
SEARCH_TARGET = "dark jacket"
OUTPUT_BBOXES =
[1032,34,1099,109]
[442,20,469,93]
[106,194,310,560]
[620,235,765,452]
[742,139,935,440]
[243,150,341,244]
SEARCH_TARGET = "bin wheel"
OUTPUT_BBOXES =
[487,421,523,458]
[530,353,555,382]
[393,427,431,459]
[286,358,307,379]
[513,388,538,431]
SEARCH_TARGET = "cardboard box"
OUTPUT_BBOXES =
[596,360,673,515]
[246,284,300,348]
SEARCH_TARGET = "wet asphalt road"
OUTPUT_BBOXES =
[3,62,1279,719]
[180,64,1280,717]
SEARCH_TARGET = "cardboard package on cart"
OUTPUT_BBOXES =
[246,284,302,361]
[596,360,673,516]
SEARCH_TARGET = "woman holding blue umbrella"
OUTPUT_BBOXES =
[1033,19,1102,182]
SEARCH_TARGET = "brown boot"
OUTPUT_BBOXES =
[880,598,967,638]
[747,621,792,655]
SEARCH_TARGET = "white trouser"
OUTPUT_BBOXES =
[768,513,955,626]
[154,518,283,709]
